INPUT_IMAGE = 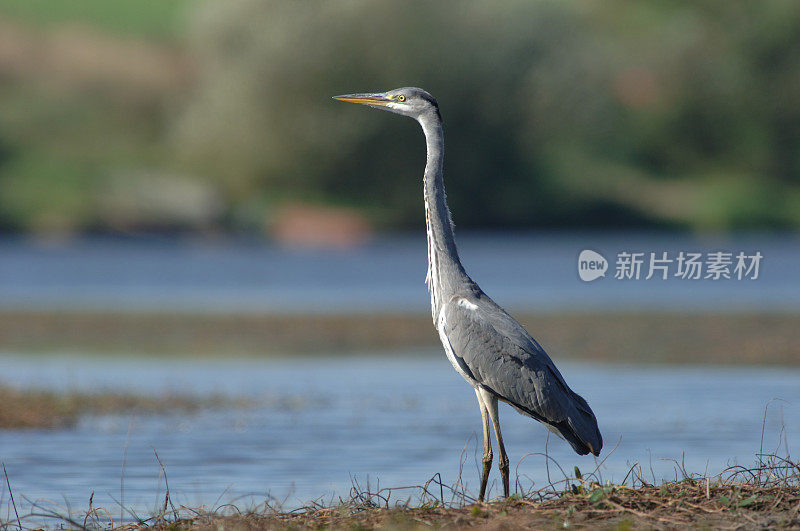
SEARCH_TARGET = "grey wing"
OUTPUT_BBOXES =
[441,293,602,456]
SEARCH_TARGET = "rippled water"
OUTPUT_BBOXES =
[1,232,798,312]
[1,354,797,520]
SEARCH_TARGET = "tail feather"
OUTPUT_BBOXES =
[553,393,602,457]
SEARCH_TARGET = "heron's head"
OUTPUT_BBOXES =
[333,87,440,121]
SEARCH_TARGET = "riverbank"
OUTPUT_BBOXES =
[1,310,798,365]
[154,482,799,529]
[10,455,798,529]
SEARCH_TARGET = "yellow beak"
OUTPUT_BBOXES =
[332,92,391,106]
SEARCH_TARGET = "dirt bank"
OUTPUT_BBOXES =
[1,310,798,365]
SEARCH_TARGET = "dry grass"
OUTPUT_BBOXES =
[7,452,797,530]
[1,405,797,531]
[4,414,796,531]
[169,481,799,530]
[0,384,248,429]
[147,451,800,529]
[166,449,800,530]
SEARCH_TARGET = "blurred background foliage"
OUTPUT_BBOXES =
[0,0,799,238]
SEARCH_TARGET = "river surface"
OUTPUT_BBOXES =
[0,232,798,312]
[1,233,798,523]
[1,354,797,521]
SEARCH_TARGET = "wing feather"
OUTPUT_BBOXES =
[441,291,602,455]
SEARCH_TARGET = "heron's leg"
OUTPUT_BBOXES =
[475,388,492,502]
[478,387,509,498]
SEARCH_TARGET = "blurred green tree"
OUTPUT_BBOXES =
[174,0,800,232]
[1,0,800,234]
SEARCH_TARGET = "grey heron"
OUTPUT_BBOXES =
[333,87,602,502]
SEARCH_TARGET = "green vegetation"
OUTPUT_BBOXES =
[1,1,800,234]
[0,0,193,40]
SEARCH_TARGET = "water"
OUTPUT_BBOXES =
[1,232,799,312]
[1,233,798,522]
[1,354,797,520]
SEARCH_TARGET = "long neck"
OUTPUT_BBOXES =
[420,113,467,322]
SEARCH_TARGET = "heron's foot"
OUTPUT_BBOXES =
[499,454,510,498]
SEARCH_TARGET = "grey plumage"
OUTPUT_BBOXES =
[333,87,602,501]
[442,290,602,456]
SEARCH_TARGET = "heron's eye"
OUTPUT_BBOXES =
[397,95,406,102]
